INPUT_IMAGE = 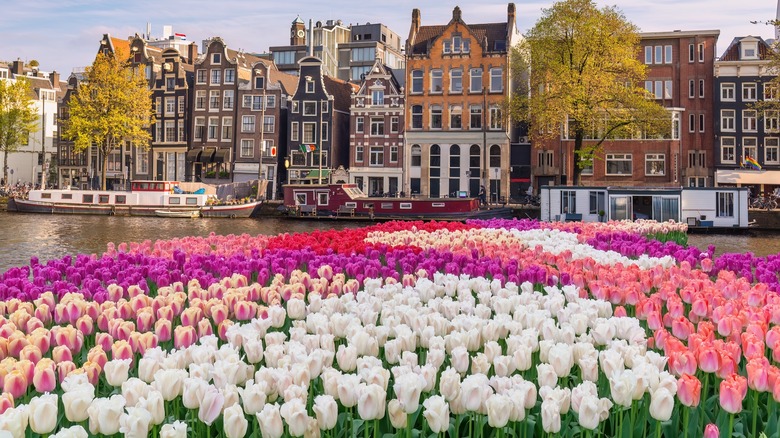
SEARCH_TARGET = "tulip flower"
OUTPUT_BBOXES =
[720,374,747,414]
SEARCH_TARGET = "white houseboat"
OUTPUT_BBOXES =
[8,180,263,218]
[539,186,750,229]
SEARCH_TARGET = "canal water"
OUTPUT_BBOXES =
[1,210,779,273]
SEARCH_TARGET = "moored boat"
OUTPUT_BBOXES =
[282,183,513,221]
[7,180,263,218]
[154,209,201,219]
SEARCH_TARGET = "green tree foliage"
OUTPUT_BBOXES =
[63,49,153,190]
[0,77,39,186]
[511,0,670,185]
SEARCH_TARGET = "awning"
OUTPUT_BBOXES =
[214,148,230,163]
[198,148,215,163]
[716,169,780,185]
[305,169,330,180]
[185,149,201,162]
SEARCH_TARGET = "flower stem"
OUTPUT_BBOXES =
[728,413,735,438]
[752,390,759,438]
[655,419,661,438]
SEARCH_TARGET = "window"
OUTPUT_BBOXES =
[155,123,162,142]
[263,116,275,134]
[273,51,295,65]
[224,68,235,84]
[743,138,758,163]
[699,114,705,133]
[766,111,780,132]
[664,80,672,99]
[178,122,185,142]
[664,45,672,63]
[411,105,422,129]
[178,96,185,114]
[371,90,384,106]
[688,44,695,62]
[306,79,315,93]
[369,146,384,166]
[255,76,265,89]
[291,122,299,141]
[589,191,606,215]
[352,117,363,134]
[196,69,206,84]
[766,138,780,164]
[430,105,442,129]
[470,68,482,93]
[303,101,317,115]
[240,139,254,158]
[210,69,221,85]
[318,193,329,206]
[689,114,695,133]
[266,96,276,108]
[721,83,735,101]
[303,122,315,143]
[350,65,370,81]
[470,105,482,129]
[194,117,205,140]
[165,97,175,115]
[655,46,663,64]
[411,70,423,93]
[82,194,93,203]
[717,192,734,217]
[116,195,126,204]
[292,101,299,113]
[155,97,161,115]
[208,117,219,140]
[351,47,376,62]
[699,79,705,98]
[689,80,695,98]
[443,39,451,54]
[321,122,327,140]
[355,145,364,162]
[645,154,665,175]
[390,117,399,133]
[450,105,462,129]
[211,53,221,64]
[370,118,384,135]
[166,77,175,91]
[766,84,778,101]
[561,190,576,214]
[721,110,735,131]
[743,110,757,132]
[743,83,757,101]
[698,43,704,62]
[209,91,220,110]
[223,90,234,109]
[221,117,232,141]
[430,69,442,93]
[720,137,736,163]
[242,115,255,133]
[411,145,421,167]
[645,46,653,64]
[252,96,264,111]
[450,69,463,93]
[490,68,503,92]
[489,107,502,130]
[242,95,251,108]
[606,153,632,175]
[196,91,206,110]
[390,146,398,163]
[688,150,706,168]
[165,120,176,142]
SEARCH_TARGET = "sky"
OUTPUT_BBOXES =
[0,0,777,77]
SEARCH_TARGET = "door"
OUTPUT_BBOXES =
[609,196,632,221]
[652,196,679,222]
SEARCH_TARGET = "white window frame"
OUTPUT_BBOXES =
[470,68,482,93]
[721,110,735,132]
[489,68,503,92]
[765,137,780,164]
[242,115,255,133]
[743,83,757,101]
[721,83,735,101]
[720,137,736,163]
[194,117,205,140]
[605,153,632,175]
[430,69,443,93]
[303,101,317,116]
[221,117,232,141]
[717,192,734,218]
[240,139,254,158]
[356,117,364,133]
[450,69,463,93]
[210,69,221,85]
[223,90,234,110]
[743,110,757,132]
[211,53,221,64]
[224,68,235,84]
[411,70,423,94]
[369,146,384,166]
[766,111,780,133]
[291,122,299,142]
[645,153,665,176]
[743,138,758,163]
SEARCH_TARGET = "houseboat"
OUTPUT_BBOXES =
[8,180,263,218]
[539,185,750,229]
[282,183,513,221]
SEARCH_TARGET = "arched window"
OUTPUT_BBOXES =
[468,144,481,197]
[429,145,441,197]
[449,145,461,196]
[411,145,421,167]
[490,144,501,167]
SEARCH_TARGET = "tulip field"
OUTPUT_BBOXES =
[0,218,779,437]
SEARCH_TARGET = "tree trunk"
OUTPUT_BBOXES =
[101,152,108,191]
[2,151,8,187]
[573,130,584,186]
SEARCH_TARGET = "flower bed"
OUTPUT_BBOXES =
[0,218,777,438]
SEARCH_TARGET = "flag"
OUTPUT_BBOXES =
[174,33,186,40]
[299,144,316,153]
[745,156,762,170]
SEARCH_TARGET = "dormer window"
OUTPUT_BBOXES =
[444,34,469,54]
[371,90,384,106]
[211,53,221,64]
[452,35,461,54]
[255,76,265,89]
[305,77,315,93]
[741,41,758,60]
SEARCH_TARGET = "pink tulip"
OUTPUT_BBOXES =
[0,392,13,415]
[173,325,196,350]
[676,374,701,407]
[198,319,214,337]
[32,362,56,393]
[111,340,133,362]
[703,424,719,438]
[155,318,172,342]
[746,358,771,392]
[87,346,108,371]
[696,345,720,373]
[96,332,113,352]
[57,361,77,382]
[4,370,27,399]
[51,345,73,364]
[719,374,747,414]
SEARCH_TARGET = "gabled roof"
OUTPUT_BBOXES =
[409,21,507,56]
[108,36,131,57]
[718,36,774,61]
[324,75,359,110]
[355,59,402,96]
[269,65,299,95]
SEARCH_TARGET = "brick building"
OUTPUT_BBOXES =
[404,4,521,201]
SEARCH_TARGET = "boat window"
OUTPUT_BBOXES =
[345,202,357,208]
[381,203,392,209]
[186,197,198,205]
[400,203,412,209]
[363,202,374,209]
[432,203,445,207]
[99,195,110,204]
[41,193,52,199]
[82,194,94,203]
[317,193,329,206]
[140,182,149,190]
[61,193,72,200]
[116,195,126,204]
[169,197,181,204]
[156,183,164,191]
[295,193,307,205]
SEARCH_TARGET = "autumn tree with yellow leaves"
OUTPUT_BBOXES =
[63,50,153,190]
[511,0,670,185]
[0,77,39,186]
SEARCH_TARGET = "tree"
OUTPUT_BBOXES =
[0,77,39,186]
[511,0,670,185]
[63,49,153,190]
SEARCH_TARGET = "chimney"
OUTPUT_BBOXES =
[11,59,24,76]
[508,3,516,29]
[187,42,198,64]
[452,6,462,22]
[309,19,314,57]
[411,9,420,34]
[50,71,60,88]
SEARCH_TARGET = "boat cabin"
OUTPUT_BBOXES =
[539,186,750,228]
